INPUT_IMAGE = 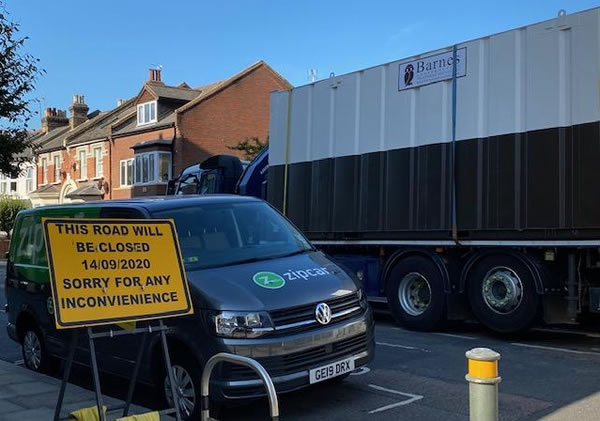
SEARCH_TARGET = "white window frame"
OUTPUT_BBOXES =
[120,158,134,187]
[136,101,157,126]
[52,154,61,183]
[41,157,48,185]
[133,151,172,186]
[93,146,103,178]
[26,167,34,193]
[77,148,87,180]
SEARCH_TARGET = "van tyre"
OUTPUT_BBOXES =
[386,256,447,331]
[162,350,204,420]
[467,255,540,333]
[21,327,52,374]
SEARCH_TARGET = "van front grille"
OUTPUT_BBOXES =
[268,292,362,333]
[225,332,368,381]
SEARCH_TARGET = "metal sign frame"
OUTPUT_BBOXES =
[53,320,182,421]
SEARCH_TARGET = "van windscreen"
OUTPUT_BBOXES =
[151,201,312,269]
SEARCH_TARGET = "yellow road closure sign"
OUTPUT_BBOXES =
[42,218,193,329]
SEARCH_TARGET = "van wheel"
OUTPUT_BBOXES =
[163,351,221,420]
[22,327,51,373]
[467,255,540,333]
[386,256,446,330]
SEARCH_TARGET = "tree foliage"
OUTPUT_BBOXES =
[0,195,28,237]
[0,1,44,178]
[228,136,267,160]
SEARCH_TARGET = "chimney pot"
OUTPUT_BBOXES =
[148,68,162,82]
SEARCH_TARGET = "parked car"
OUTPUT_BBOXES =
[4,195,374,419]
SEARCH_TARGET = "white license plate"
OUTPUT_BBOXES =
[309,357,355,384]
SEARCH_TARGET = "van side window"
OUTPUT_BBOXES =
[14,216,34,265]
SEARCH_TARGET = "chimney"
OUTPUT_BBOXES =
[148,68,162,82]
[41,108,68,133]
[69,94,89,129]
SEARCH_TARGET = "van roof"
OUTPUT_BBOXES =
[20,194,262,216]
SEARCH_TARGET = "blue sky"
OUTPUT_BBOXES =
[7,0,599,129]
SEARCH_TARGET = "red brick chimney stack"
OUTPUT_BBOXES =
[149,68,162,82]
[41,107,68,133]
[69,94,89,129]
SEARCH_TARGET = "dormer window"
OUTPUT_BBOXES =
[137,101,157,126]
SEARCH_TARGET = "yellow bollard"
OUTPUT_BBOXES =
[465,348,501,421]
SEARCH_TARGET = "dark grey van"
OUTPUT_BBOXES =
[5,196,375,419]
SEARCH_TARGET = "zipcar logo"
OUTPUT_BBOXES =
[253,272,286,289]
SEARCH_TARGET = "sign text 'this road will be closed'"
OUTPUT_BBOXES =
[42,218,193,329]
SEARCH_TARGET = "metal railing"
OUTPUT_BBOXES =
[201,353,279,421]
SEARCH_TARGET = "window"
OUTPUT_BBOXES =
[0,176,6,194]
[42,158,48,184]
[93,147,103,177]
[136,101,157,126]
[133,151,171,185]
[10,181,16,193]
[53,155,61,182]
[78,149,87,179]
[26,168,34,192]
[120,159,134,186]
[151,201,312,270]
[176,175,199,195]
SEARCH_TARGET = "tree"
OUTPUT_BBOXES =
[228,136,267,160]
[0,195,28,238]
[0,1,44,178]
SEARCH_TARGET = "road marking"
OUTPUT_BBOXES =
[376,342,430,352]
[431,332,477,340]
[532,327,600,339]
[14,359,24,366]
[511,343,600,356]
[367,384,424,414]
[350,366,370,376]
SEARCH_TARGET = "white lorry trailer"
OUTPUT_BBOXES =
[266,8,600,332]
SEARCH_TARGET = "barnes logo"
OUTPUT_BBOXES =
[253,272,286,289]
[398,47,467,90]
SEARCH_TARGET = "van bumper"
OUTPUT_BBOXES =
[210,308,375,400]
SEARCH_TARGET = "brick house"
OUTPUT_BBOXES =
[30,60,290,204]
[110,60,290,198]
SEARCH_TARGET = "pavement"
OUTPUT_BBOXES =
[1,259,600,420]
[0,359,150,420]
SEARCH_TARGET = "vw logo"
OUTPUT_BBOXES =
[315,303,332,325]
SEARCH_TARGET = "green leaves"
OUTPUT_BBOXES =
[0,1,44,178]
[0,195,28,238]
[227,136,267,160]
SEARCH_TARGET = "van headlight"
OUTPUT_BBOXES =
[357,288,368,309]
[214,311,274,338]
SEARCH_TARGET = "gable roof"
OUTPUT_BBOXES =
[175,60,291,115]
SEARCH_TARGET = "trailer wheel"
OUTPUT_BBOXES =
[467,255,540,333]
[386,256,446,330]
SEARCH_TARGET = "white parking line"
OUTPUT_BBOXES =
[367,384,424,414]
[431,332,477,340]
[350,366,371,376]
[532,327,600,339]
[14,359,24,366]
[511,343,600,356]
[376,342,430,352]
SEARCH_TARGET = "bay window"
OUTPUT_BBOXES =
[133,151,171,185]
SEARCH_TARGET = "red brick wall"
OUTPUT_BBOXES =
[175,64,290,174]
[110,127,175,199]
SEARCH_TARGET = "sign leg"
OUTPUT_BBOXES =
[160,320,182,421]
[53,329,79,421]
[87,327,106,421]
[122,332,148,417]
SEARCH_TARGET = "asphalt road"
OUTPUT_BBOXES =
[1,259,599,420]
